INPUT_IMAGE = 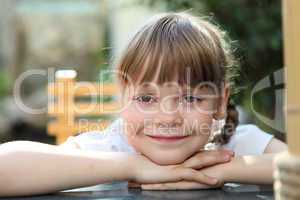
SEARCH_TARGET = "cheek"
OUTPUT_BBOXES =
[120,99,151,121]
[119,104,146,142]
[182,110,214,135]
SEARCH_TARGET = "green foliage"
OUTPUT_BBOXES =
[0,69,10,98]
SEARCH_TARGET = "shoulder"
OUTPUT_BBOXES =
[60,118,135,153]
[222,124,274,155]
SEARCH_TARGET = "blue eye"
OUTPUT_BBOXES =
[183,95,203,103]
[135,95,157,104]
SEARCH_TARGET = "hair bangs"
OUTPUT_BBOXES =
[117,13,226,92]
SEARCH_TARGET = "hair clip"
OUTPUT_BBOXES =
[211,117,226,135]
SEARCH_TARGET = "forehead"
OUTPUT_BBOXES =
[134,81,217,94]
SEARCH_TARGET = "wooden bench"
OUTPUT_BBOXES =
[47,70,121,144]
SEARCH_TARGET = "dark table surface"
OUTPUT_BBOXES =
[1,182,274,200]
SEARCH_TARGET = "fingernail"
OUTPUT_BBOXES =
[211,178,219,184]
[225,150,235,156]
[224,155,231,161]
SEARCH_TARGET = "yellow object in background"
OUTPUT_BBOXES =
[47,70,121,144]
[274,0,300,199]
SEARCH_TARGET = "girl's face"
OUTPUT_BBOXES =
[120,82,229,165]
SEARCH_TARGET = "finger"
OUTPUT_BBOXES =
[128,181,141,188]
[182,149,234,169]
[178,168,219,186]
[221,149,235,157]
[195,148,234,156]
[141,183,166,190]
[141,181,214,190]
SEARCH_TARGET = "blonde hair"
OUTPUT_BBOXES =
[115,12,240,144]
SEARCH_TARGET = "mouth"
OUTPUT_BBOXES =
[146,135,191,143]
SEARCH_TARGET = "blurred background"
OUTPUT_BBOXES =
[0,0,284,144]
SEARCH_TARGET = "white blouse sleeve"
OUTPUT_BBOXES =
[222,124,274,155]
[59,118,136,154]
[60,131,108,151]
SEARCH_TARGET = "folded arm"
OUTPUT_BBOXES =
[141,137,287,190]
[0,141,134,196]
[211,137,287,184]
[0,141,215,197]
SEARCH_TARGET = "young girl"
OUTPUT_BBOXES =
[0,12,286,196]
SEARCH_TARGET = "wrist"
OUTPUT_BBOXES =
[119,154,137,181]
[94,152,137,182]
[217,159,235,183]
[200,158,234,184]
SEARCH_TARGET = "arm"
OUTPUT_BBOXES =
[190,138,288,185]
[214,137,287,184]
[190,138,287,185]
[203,154,276,185]
[0,141,211,197]
[0,141,134,197]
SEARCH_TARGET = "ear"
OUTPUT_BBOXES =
[214,82,230,119]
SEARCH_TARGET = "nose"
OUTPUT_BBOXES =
[155,110,183,128]
[160,95,180,112]
[154,96,182,126]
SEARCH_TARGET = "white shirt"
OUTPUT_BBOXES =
[63,117,273,156]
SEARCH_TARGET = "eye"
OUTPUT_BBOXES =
[134,95,157,104]
[183,95,204,103]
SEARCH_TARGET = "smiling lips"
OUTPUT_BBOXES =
[146,135,190,142]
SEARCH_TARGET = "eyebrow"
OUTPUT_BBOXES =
[135,86,158,95]
[136,84,215,93]
[182,86,215,94]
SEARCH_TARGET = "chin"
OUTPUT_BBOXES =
[146,151,190,165]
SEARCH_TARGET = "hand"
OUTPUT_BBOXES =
[182,149,234,169]
[129,149,234,190]
[129,154,220,185]
[139,164,228,190]
[140,181,222,190]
